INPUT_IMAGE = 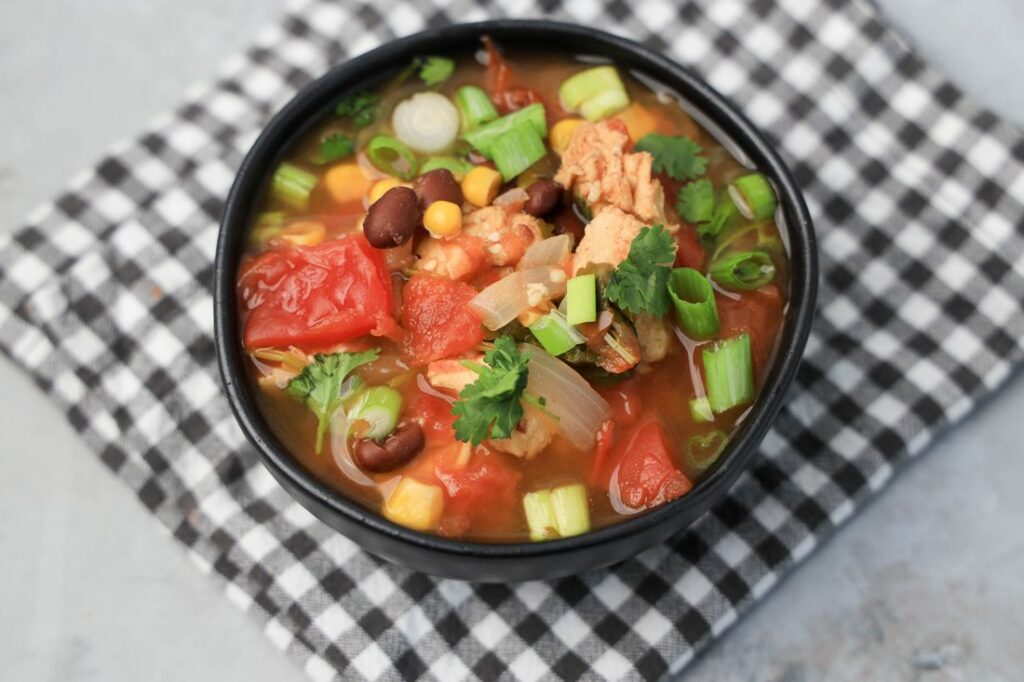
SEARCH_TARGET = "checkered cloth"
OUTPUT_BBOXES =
[2,0,1023,679]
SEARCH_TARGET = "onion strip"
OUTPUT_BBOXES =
[521,344,611,451]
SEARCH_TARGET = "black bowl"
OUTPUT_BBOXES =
[215,20,817,582]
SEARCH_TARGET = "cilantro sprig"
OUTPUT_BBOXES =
[635,133,707,181]
[335,91,378,127]
[452,336,530,445]
[604,225,678,316]
[676,178,715,223]
[313,133,355,165]
[286,349,380,453]
[418,56,455,87]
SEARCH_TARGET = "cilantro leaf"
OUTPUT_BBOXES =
[418,56,455,87]
[313,133,355,165]
[676,179,715,223]
[698,194,740,239]
[604,225,678,316]
[635,134,707,181]
[286,349,380,453]
[335,91,378,127]
[452,336,530,445]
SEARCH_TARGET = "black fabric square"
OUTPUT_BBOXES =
[359,608,391,640]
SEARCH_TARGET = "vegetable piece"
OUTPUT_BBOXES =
[354,423,425,472]
[699,192,740,239]
[335,91,378,127]
[709,250,776,290]
[486,121,548,180]
[668,267,720,339]
[278,220,326,247]
[423,200,463,237]
[418,56,455,86]
[348,385,404,441]
[729,172,777,221]
[523,344,612,451]
[522,489,558,541]
[367,135,419,180]
[689,397,714,423]
[392,92,460,154]
[323,163,372,205]
[420,156,474,181]
[313,133,355,165]
[469,266,568,330]
[550,118,584,155]
[634,134,707,181]
[523,179,562,217]
[452,336,530,445]
[369,177,406,204]
[559,66,630,121]
[462,165,503,207]
[550,484,591,537]
[416,168,463,207]
[285,349,380,453]
[238,235,397,350]
[565,273,597,325]
[271,163,318,209]
[604,225,678,316]
[462,103,547,154]
[456,85,500,130]
[529,310,585,356]
[384,477,444,531]
[517,234,571,271]
[676,179,715,223]
[603,419,692,513]
[614,103,659,141]
[686,431,728,472]
[435,451,521,536]
[363,186,420,248]
[250,211,286,245]
[402,274,484,365]
[702,333,754,414]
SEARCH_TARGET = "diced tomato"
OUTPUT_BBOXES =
[589,419,616,487]
[407,391,456,445]
[599,419,692,512]
[674,226,706,270]
[434,452,521,537]
[599,378,644,428]
[401,274,485,365]
[716,284,783,373]
[237,235,398,350]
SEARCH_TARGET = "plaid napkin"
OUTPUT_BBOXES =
[3,0,1023,679]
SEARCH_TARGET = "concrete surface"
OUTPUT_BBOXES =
[0,1,1021,681]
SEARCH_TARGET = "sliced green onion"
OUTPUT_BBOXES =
[251,348,306,372]
[686,430,728,472]
[550,484,590,538]
[271,163,318,209]
[728,173,777,221]
[523,489,559,541]
[462,103,547,155]
[419,156,474,181]
[559,66,630,120]
[250,211,286,245]
[702,333,754,414]
[486,122,547,181]
[709,250,776,290]
[367,135,419,180]
[529,310,584,356]
[689,396,714,423]
[565,274,597,325]
[347,386,404,441]
[456,85,499,131]
[668,268,720,339]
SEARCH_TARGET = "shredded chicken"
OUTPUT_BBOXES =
[554,120,677,229]
[633,312,671,363]
[489,405,555,459]
[416,206,543,281]
[572,207,646,273]
[426,356,482,395]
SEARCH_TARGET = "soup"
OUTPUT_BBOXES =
[236,39,788,543]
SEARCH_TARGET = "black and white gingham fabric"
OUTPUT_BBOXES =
[2,0,1024,679]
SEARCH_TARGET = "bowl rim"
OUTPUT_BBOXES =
[215,19,817,560]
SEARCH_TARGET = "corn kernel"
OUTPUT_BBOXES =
[278,220,326,247]
[461,166,502,207]
[384,478,444,531]
[369,177,406,204]
[423,200,463,237]
[551,118,585,155]
[324,163,371,205]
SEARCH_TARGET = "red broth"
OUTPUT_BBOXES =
[239,43,788,543]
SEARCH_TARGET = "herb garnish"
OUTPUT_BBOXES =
[604,225,678,316]
[635,133,707,181]
[452,336,530,445]
[418,56,455,87]
[313,133,355,165]
[676,178,715,223]
[335,91,378,127]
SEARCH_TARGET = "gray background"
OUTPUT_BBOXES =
[1,1,1021,680]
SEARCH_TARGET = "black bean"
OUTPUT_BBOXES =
[352,423,425,473]
[415,168,463,208]
[363,186,419,248]
[524,179,562,217]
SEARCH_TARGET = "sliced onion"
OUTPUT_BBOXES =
[517,234,571,271]
[521,344,611,451]
[392,92,460,154]
[329,408,375,488]
[493,187,529,210]
[470,266,568,330]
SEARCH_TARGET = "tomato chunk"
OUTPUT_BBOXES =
[402,274,484,365]
[434,453,521,537]
[238,235,397,350]
[674,226,706,270]
[716,284,783,373]
[601,419,692,512]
